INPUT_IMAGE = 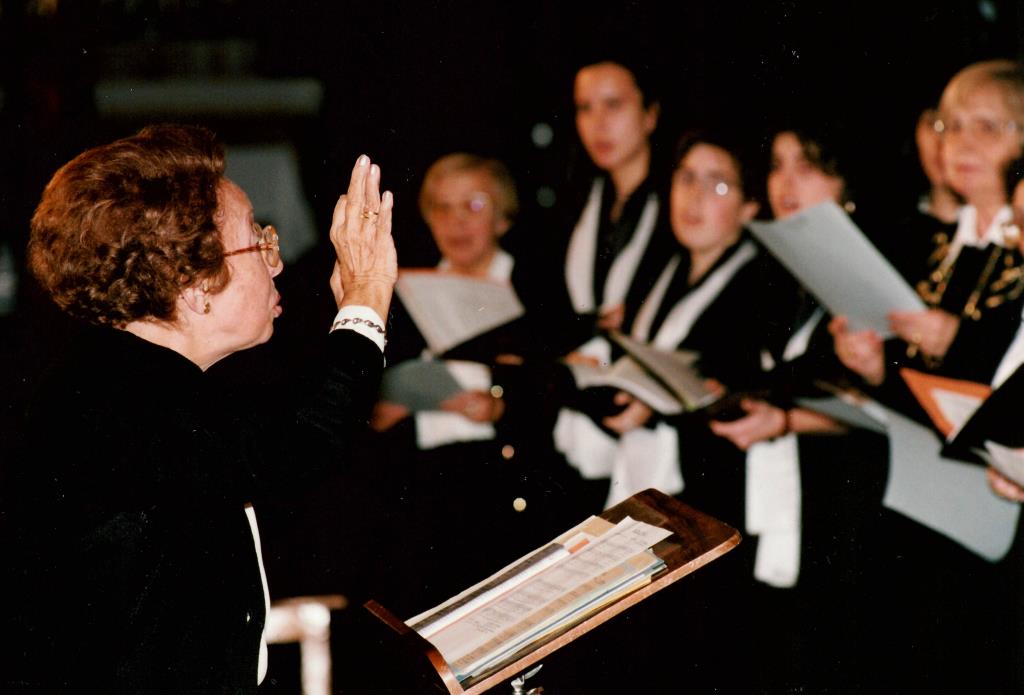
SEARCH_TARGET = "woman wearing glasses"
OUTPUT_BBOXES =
[691,121,898,693]
[541,127,788,694]
[829,60,1024,694]
[3,125,396,693]
[833,59,1024,389]
[370,153,585,612]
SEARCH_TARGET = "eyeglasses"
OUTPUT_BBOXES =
[934,115,1022,143]
[673,169,737,197]
[427,192,492,220]
[224,222,281,268]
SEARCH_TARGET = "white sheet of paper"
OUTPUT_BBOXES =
[406,516,614,627]
[882,407,1019,561]
[934,388,985,440]
[982,441,1024,488]
[795,395,888,434]
[395,272,525,355]
[458,551,664,678]
[569,356,683,415]
[378,358,463,411]
[611,332,716,409]
[426,517,671,677]
[748,202,925,336]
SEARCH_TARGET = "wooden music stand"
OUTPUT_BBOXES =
[363,488,741,694]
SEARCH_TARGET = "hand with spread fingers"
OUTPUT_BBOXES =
[329,155,398,318]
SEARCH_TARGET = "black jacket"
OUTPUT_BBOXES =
[2,324,382,694]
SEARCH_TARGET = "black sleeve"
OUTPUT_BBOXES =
[250,329,384,497]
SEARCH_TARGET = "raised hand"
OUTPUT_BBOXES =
[329,155,398,317]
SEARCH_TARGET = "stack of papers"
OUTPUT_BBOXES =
[406,515,671,682]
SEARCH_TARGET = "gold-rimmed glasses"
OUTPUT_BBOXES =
[224,222,281,268]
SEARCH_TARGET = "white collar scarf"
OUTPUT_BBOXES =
[437,248,514,281]
[565,178,659,314]
[631,240,758,350]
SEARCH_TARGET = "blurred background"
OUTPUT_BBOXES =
[1,1,1022,692]
[1,0,1022,298]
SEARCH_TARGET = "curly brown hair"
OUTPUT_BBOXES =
[28,124,229,327]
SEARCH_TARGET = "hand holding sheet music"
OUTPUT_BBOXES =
[568,356,685,415]
[980,442,1024,489]
[748,202,925,336]
[379,359,464,411]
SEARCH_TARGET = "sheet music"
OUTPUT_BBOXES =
[406,516,614,627]
[748,202,925,336]
[395,271,525,355]
[936,389,986,440]
[424,517,672,679]
[794,395,887,434]
[882,407,1019,562]
[610,332,717,409]
[568,356,683,415]
[378,359,463,411]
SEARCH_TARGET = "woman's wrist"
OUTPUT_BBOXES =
[778,407,790,438]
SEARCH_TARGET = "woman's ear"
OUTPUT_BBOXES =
[739,199,760,224]
[643,101,661,136]
[180,282,211,316]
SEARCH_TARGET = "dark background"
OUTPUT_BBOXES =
[1,0,1022,275]
[1,2,1023,691]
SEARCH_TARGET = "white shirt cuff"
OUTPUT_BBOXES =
[330,305,387,353]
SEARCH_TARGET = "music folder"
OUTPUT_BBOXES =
[941,362,1024,463]
[899,368,992,440]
